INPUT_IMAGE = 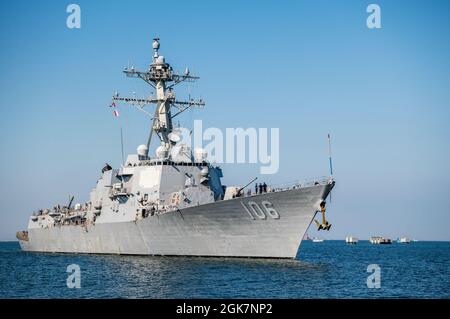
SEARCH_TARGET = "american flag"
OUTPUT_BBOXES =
[109,101,118,117]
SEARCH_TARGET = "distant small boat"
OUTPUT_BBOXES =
[345,236,358,244]
[397,237,411,244]
[312,237,324,243]
[370,236,392,244]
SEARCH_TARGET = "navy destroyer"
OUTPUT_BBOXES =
[16,38,335,258]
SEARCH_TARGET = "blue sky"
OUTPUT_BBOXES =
[0,0,449,241]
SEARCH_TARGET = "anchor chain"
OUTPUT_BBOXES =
[314,201,331,231]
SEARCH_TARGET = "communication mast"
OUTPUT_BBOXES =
[112,38,205,152]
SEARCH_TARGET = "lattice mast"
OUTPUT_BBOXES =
[112,38,205,151]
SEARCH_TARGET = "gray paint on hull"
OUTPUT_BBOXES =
[19,184,332,258]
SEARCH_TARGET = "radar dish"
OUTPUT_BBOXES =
[168,132,181,143]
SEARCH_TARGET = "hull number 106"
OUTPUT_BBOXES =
[241,201,280,220]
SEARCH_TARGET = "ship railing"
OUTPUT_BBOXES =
[269,176,332,191]
[239,176,333,197]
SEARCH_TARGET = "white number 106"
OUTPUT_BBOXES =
[241,201,280,220]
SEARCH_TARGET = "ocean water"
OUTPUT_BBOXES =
[0,240,449,298]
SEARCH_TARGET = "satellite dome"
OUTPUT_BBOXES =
[194,148,208,162]
[152,38,160,50]
[155,145,169,159]
[137,144,149,157]
[168,132,181,143]
[170,144,191,163]
[201,167,209,176]
[156,56,165,64]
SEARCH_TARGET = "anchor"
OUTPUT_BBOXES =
[314,201,331,231]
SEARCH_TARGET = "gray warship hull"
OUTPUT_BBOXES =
[19,183,332,258]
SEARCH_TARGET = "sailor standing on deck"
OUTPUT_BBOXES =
[255,183,259,195]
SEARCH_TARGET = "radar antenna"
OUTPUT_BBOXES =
[111,38,205,150]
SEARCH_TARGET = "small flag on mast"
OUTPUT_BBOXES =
[109,100,118,117]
